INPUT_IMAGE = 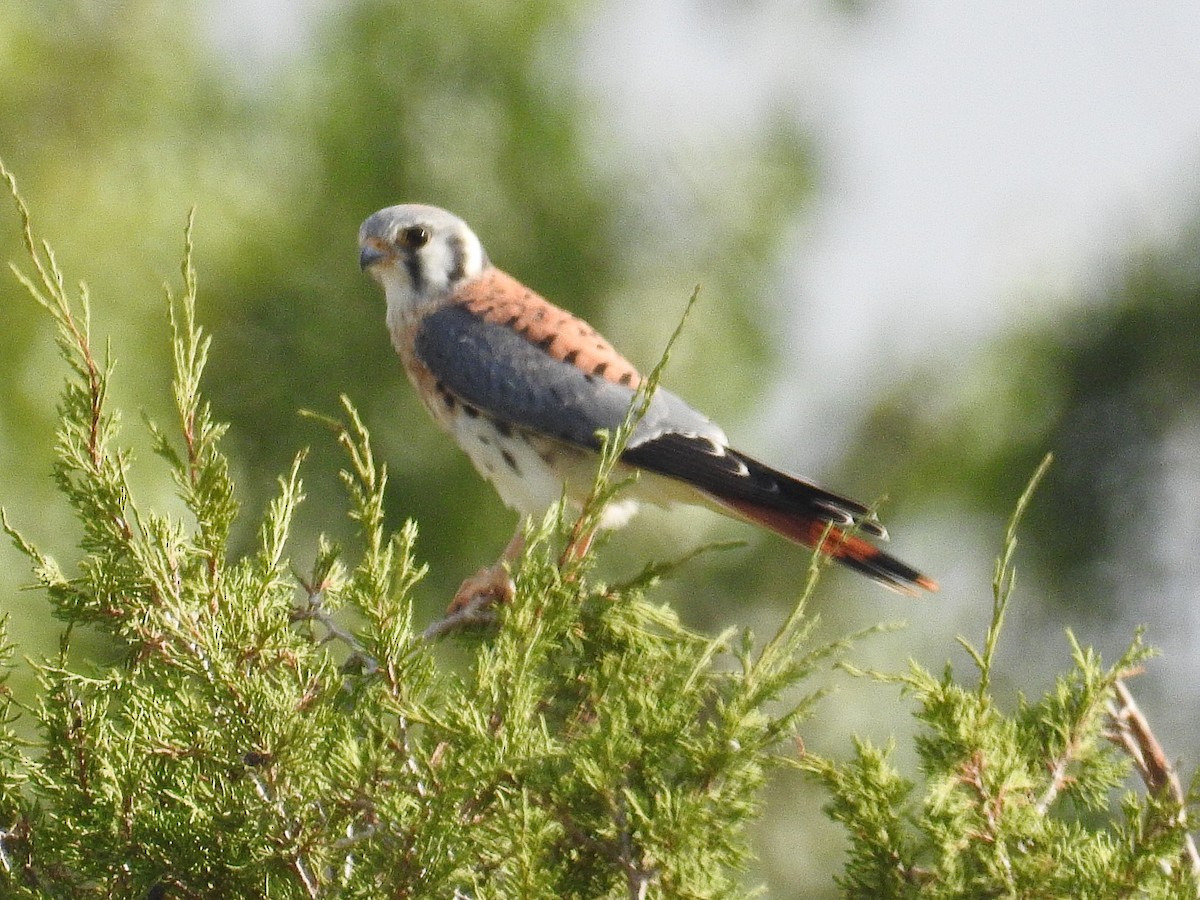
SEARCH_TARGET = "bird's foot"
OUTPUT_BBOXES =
[449,563,516,614]
[423,563,515,640]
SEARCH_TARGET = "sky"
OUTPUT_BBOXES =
[576,0,1200,463]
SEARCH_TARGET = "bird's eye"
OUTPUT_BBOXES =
[397,226,431,249]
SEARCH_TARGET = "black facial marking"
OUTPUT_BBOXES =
[446,231,467,282]
[402,251,424,293]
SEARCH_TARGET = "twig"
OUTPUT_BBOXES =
[292,580,379,675]
[1036,716,1087,815]
[975,453,1053,696]
[958,751,1015,886]
[1106,677,1200,879]
[1036,750,1074,815]
[248,768,321,897]
[553,802,656,898]
[0,820,16,878]
[614,788,654,900]
[422,594,499,641]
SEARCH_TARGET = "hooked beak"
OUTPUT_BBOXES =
[358,243,389,271]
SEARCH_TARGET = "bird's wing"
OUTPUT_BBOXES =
[413,299,716,448]
[414,283,936,593]
[413,286,880,533]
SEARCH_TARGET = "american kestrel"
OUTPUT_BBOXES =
[358,204,937,615]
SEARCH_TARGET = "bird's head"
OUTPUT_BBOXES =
[358,204,489,314]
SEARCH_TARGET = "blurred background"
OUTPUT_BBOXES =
[1,1,1198,894]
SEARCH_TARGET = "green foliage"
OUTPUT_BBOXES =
[802,457,1200,898]
[2,168,1196,896]
[0,173,841,897]
[0,0,808,623]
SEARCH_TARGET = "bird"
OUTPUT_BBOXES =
[358,204,937,616]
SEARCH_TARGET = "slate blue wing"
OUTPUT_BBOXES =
[413,303,721,449]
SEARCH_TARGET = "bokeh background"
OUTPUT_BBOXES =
[2,1,1198,894]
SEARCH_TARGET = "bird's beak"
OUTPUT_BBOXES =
[359,244,388,271]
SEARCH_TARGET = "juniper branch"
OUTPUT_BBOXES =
[559,285,702,571]
[961,451,1053,696]
[1107,677,1200,879]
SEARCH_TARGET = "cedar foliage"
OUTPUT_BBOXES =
[0,167,835,899]
[1,170,1196,898]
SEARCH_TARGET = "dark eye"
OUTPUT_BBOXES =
[397,225,430,249]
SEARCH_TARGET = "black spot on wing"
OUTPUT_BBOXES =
[414,304,637,448]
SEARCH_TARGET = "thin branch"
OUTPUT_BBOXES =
[559,286,701,572]
[248,770,320,897]
[292,579,379,675]
[422,594,498,641]
[552,802,656,898]
[1106,678,1200,878]
[1035,747,1075,815]
[977,453,1053,696]
[957,750,1015,887]
[615,788,654,900]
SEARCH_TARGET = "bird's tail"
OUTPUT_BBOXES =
[620,432,937,594]
[714,494,939,596]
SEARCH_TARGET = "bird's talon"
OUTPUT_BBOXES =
[423,593,500,640]
[446,565,515,616]
[422,549,520,643]
[422,566,514,641]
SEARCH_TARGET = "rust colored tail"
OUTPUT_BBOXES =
[719,497,939,595]
[619,432,937,594]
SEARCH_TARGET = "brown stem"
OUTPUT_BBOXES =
[1106,677,1200,878]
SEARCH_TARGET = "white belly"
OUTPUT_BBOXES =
[451,413,642,530]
